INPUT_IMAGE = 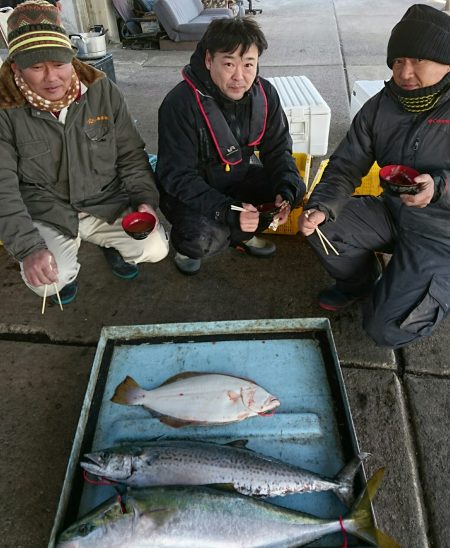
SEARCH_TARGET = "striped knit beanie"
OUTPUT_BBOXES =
[387,4,450,69]
[8,0,75,69]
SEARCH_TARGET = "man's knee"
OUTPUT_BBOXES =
[363,314,400,347]
[171,223,230,259]
[363,307,425,349]
[140,225,170,263]
[364,273,450,348]
[120,224,169,264]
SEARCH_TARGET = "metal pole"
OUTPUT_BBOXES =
[445,0,450,12]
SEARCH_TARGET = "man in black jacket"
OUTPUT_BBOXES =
[156,17,304,274]
[298,4,450,349]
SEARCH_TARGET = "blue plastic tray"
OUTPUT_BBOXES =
[49,319,370,547]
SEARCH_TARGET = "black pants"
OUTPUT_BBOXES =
[308,196,450,348]
[160,165,275,259]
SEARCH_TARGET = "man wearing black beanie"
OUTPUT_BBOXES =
[298,4,450,349]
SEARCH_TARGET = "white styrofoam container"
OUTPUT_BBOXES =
[267,76,331,156]
[350,80,385,119]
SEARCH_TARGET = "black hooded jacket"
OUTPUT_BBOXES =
[308,81,450,243]
[155,41,305,226]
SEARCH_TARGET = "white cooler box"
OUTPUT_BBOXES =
[350,80,385,119]
[267,76,331,156]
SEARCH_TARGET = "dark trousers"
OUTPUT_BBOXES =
[308,196,450,348]
[160,165,275,259]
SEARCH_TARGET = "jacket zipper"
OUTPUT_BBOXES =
[230,107,240,142]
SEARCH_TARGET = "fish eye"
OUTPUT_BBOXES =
[78,523,93,537]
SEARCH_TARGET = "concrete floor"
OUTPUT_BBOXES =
[1,1,449,547]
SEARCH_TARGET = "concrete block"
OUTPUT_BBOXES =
[405,375,450,546]
[343,368,428,547]
[0,341,95,547]
[403,320,450,376]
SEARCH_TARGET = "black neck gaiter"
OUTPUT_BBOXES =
[387,72,450,112]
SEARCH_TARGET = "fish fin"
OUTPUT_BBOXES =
[158,415,230,428]
[111,376,146,406]
[227,390,240,401]
[159,371,205,386]
[224,373,255,383]
[345,468,401,548]
[133,505,172,526]
[371,527,403,548]
[334,452,370,507]
[158,415,197,428]
[225,439,249,448]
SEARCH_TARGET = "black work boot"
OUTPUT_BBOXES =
[318,285,370,311]
[233,236,276,257]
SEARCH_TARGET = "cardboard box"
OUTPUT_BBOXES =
[267,76,331,156]
[350,80,384,119]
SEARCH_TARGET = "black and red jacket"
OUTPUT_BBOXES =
[155,41,304,226]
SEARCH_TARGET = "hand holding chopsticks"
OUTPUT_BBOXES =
[230,204,260,232]
[303,210,339,256]
[35,253,63,314]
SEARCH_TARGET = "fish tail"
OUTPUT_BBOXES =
[111,376,146,406]
[334,451,370,507]
[344,468,401,548]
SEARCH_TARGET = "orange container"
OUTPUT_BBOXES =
[308,160,382,199]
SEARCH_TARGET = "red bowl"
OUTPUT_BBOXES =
[379,165,421,195]
[122,212,156,240]
[257,202,280,214]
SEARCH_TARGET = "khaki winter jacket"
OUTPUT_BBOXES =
[0,59,155,261]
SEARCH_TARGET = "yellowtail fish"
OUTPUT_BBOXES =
[81,439,368,506]
[111,372,280,427]
[57,469,400,547]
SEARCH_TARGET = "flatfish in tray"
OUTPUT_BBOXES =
[111,371,280,427]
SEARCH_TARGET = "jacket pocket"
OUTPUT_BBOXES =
[17,139,50,159]
[17,139,52,182]
[84,123,116,173]
[400,274,450,335]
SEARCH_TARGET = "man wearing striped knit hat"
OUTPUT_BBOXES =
[0,0,168,307]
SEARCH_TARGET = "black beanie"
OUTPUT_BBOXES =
[387,4,450,68]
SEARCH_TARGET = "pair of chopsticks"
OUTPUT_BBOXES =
[42,283,63,315]
[230,205,248,212]
[304,210,339,256]
[316,226,340,256]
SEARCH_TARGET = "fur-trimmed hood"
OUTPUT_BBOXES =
[0,58,105,109]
